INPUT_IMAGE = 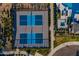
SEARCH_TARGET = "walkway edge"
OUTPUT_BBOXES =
[48,42,79,56]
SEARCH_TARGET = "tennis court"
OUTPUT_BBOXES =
[14,11,49,48]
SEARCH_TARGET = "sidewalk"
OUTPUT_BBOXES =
[48,42,79,56]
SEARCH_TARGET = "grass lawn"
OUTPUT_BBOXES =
[37,48,50,56]
[54,35,79,47]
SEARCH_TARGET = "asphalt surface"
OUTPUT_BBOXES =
[53,45,79,56]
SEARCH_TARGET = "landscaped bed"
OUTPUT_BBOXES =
[20,48,50,56]
[27,48,50,56]
[37,48,50,56]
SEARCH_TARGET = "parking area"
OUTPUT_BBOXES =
[53,45,79,56]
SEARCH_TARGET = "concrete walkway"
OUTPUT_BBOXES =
[50,3,55,50]
[2,50,28,56]
[48,42,79,56]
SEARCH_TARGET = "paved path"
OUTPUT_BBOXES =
[2,50,28,56]
[53,45,79,56]
[50,3,55,50]
[48,42,79,56]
